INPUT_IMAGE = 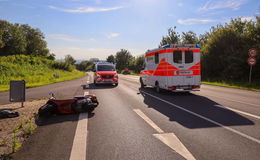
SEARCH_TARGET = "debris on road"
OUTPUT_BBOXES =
[0,110,19,119]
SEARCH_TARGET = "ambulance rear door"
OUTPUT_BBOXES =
[182,50,196,86]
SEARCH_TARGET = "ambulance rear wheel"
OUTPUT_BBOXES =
[155,82,160,93]
[140,78,146,88]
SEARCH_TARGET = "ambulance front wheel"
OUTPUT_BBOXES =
[140,78,146,88]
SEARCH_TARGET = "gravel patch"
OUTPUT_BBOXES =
[0,99,47,157]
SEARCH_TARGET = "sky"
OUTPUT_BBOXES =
[0,0,259,60]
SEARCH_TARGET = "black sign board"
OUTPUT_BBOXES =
[10,80,26,102]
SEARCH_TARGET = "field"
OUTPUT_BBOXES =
[0,55,85,92]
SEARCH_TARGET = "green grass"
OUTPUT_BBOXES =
[0,55,86,92]
[201,81,260,92]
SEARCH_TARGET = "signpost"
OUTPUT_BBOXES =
[248,49,257,84]
[10,80,26,107]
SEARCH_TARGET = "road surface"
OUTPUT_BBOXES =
[5,73,260,160]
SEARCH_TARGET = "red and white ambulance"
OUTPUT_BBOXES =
[140,44,201,92]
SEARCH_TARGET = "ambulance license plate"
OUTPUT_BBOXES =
[176,71,192,75]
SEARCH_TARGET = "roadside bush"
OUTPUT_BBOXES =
[51,61,75,72]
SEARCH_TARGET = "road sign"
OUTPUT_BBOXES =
[248,57,256,66]
[10,80,26,107]
[248,48,257,57]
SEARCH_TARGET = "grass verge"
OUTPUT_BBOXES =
[202,81,260,92]
[0,55,87,92]
[0,70,85,92]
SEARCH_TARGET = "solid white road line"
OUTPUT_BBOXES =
[84,91,89,96]
[214,104,260,120]
[133,109,164,133]
[69,113,88,160]
[141,90,260,144]
[153,133,196,160]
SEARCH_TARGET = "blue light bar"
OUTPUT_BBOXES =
[196,44,201,48]
[162,44,170,48]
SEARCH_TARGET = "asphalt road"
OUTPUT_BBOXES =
[7,73,260,160]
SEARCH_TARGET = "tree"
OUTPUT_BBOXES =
[0,20,51,57]
[0,28,4,48]
[134,55,145,72]
[0,21,27,56]
[76,60,94,71]
[89,58,99,63]
[159,26,180,46]
[64,54,76,65]
[19,24,50,57]
[201,18,260,82]
[106,54,115,63]
[181,31,198,44]
[47,53,56,60]
[115,49,133,71]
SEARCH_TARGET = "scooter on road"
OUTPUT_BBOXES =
[38,93,99,117]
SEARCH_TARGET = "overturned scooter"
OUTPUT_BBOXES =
[38,92,99,117]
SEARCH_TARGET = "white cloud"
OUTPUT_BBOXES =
[198,0,246,11]
[48,5,124,13]
[177,18,217,25]
[106,33,120,39]
[47,34,94,42]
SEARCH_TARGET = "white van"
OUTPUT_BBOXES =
[140,44,201,92]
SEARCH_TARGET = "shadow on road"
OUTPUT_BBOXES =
[139,87,254,129]
[83,83,118,90]
[35,112,95,126]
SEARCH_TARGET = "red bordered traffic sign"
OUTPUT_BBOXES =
[248,57,256,66]
[248,48,257,57]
